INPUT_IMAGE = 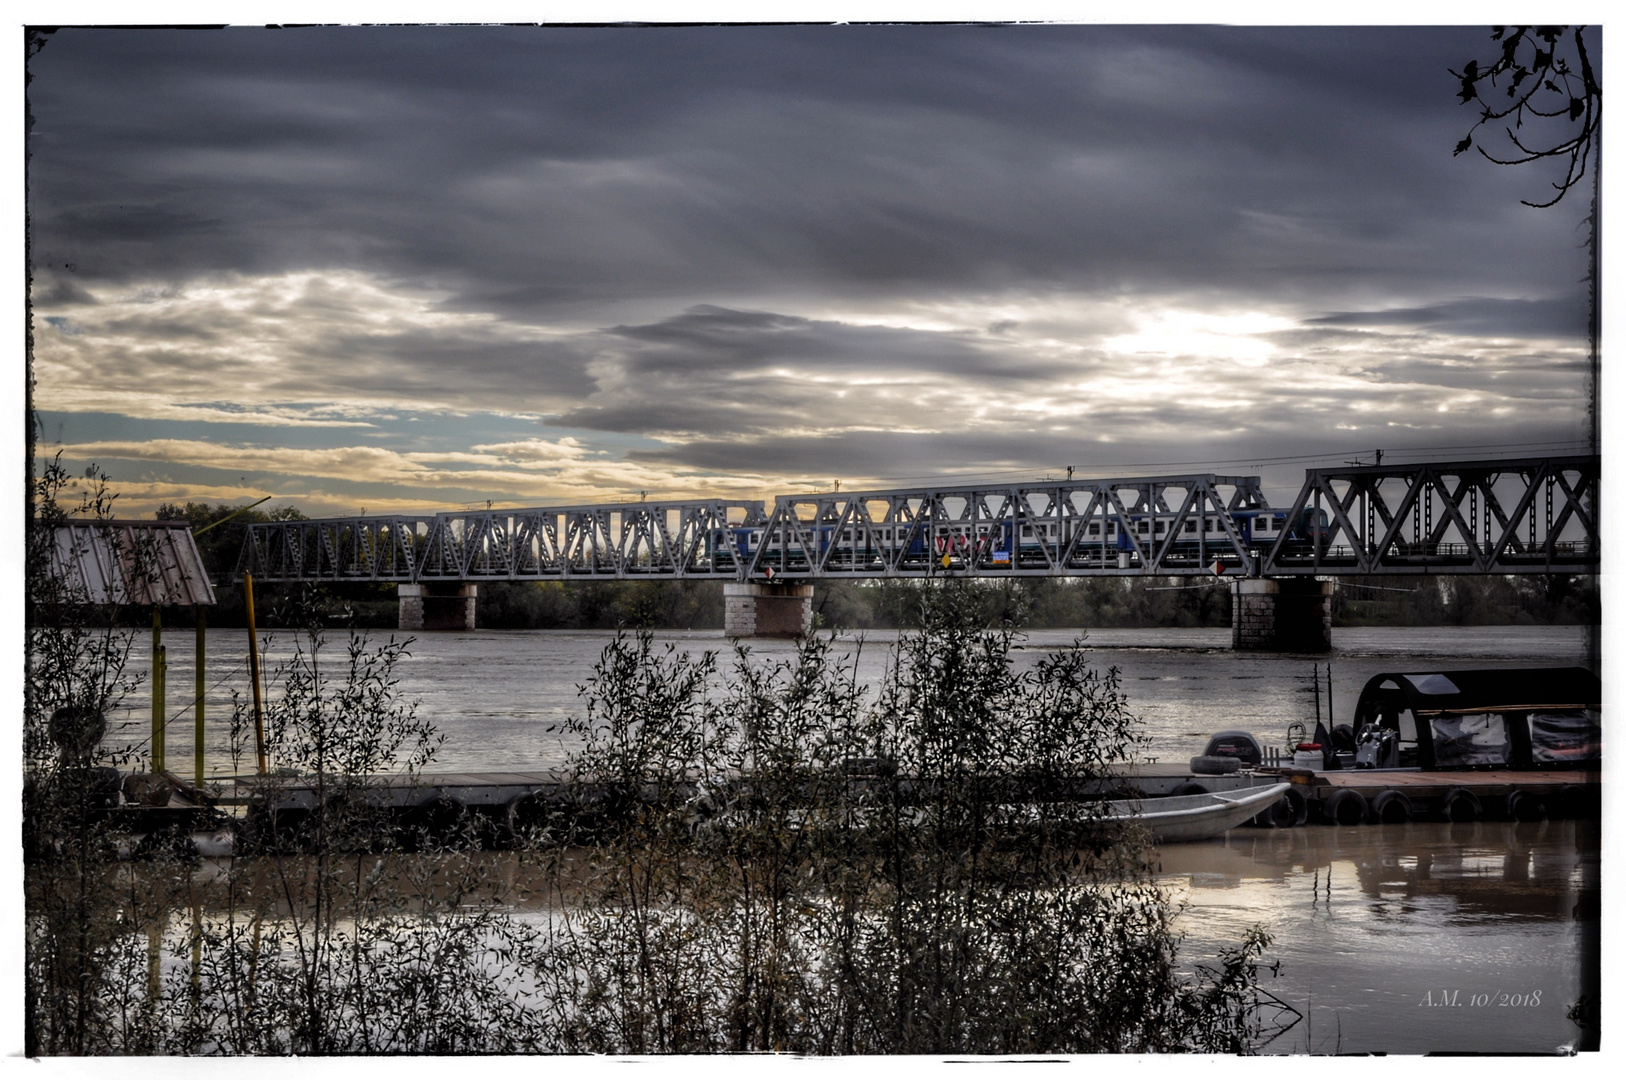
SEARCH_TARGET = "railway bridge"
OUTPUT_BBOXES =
[234,454,1597,651]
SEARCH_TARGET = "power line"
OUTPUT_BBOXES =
[843,439,1593,488]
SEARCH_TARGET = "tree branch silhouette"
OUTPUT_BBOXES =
[1451,25,1600,208]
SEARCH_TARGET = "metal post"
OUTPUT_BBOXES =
[244,572,268,775]
[195,606,207,788]
[152,609,165,774]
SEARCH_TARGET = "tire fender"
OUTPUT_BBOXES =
[1321,788,1369,826]
[1254,785,1309,828]
[1506,788,1548,822]
[505,791,548,845]
[1371,789,1413,824]
[1441,787,1482,823]
[1190,755,1241,776]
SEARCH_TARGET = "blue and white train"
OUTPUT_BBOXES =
[717,506,1331,570]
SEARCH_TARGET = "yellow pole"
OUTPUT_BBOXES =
[195,606,207,788]
[244,573,267,775]
[152,608,165,774]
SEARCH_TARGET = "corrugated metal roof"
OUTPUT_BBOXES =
[47,521,217,606]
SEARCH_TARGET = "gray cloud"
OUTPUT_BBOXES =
[24,25,1596,513]
[1308,296,1590,339]
[27,25,1589,322]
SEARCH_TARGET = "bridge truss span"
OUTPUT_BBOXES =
[1260,455,1598,575]
[746,474,1271,579]
[236,499,769,583]
[233,455,1598,586]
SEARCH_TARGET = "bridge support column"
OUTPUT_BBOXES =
[724,582,814,638]
[1232,578,1332,652]
[398,583,479,631]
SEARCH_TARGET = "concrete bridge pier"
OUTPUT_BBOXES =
[398,583,479,631]
[724,581,814,638]
[1232,578,1332,652]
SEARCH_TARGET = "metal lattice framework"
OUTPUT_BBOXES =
[747,475,1269,578]
[235,456,1599,584]
[237,501,767,582]
[1260,455,1598,575]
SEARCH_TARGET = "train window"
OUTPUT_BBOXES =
[1184,521,1196,534]
[1107,522,1117,535]
[1155,521,1166,534]
[1022,525,1032,537]
[1087,523,1100,536]
[1137,521,1149,535]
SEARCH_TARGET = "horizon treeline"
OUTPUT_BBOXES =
[152,500,1599,632]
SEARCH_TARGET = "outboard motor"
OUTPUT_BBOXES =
[1201,730,1263,766]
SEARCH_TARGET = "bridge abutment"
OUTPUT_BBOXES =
[1232,578,1331,652]
[399,583,479,631]
[724,582,814,638]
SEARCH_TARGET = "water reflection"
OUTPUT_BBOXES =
[1157,820,1598,1054]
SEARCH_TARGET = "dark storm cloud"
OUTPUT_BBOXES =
[25,24,1596,513]
[1308,296,1590,339]
[604,305,1052,380]
[300,330,599,399]
[26,24,1583,318]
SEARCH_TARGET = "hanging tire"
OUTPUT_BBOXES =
[1171,781,1210,797]
[1371,789,1412,824]
[1321,788,1368,826]
[1254,785,1309,828]
[403,795,469,850]
[505,791,551,846]
[1506,788,1548,822]
[1190,755,1241,776]
[1441,787,1482,823]
[1554,784,1598,820]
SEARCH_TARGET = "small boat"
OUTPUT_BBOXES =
[1103,782,1292,844]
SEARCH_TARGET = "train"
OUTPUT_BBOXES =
[719,506,1331,571]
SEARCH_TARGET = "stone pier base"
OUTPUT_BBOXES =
[1232,577,1332,651]
[399,583,479,631]
[724,582,815,638]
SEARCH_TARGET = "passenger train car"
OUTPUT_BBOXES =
[718,506,1330,571]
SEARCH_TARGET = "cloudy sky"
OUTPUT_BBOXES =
[24,21,1597,516]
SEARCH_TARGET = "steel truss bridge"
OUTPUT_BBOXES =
[235,454,1597,584]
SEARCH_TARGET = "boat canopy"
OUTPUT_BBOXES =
[1351,667,1600,770]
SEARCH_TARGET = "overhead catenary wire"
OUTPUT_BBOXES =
[830,438,1595,490]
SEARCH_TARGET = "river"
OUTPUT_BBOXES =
[108,623,1598,1054]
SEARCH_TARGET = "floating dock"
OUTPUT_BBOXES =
[93,759,1600,855]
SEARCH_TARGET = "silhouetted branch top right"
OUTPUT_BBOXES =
[1451,25,1601,208]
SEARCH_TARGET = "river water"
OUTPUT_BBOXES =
[109,623,1598,1054]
